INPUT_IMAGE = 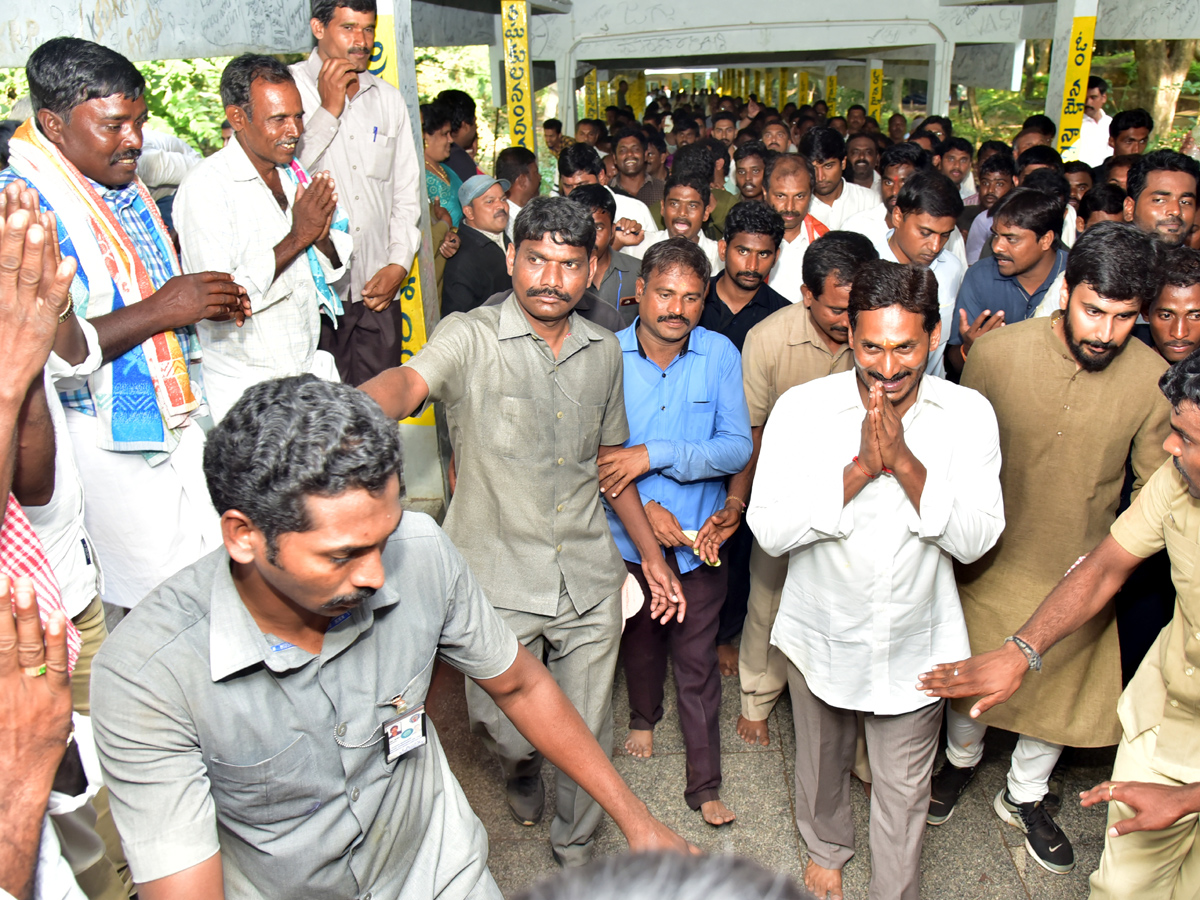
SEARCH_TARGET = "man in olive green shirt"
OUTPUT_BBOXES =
[362,197,683,866]
[921,351,1200,900]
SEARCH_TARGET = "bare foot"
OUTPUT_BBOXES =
[804,858,844,900]
[701,799,737,826]
[736,714,770,746]
[717,643,739,677]
[625,728,653,758]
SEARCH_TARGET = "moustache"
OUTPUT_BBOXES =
[671,219,692,228]
[527,287,572,302]
[319,586,375,613]
[110,148,142,164]
[733,271,764,285]
[657,314,691,325]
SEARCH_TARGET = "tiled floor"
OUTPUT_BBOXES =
[427,654,1114,899]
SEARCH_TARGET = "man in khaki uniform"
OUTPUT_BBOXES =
[927,223,1171,875]
[695,231,879,746]
[920,351,1200,900]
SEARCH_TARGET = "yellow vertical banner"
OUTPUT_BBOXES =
[825,74,838,114]
[778,67,788,108]
[584,68,598,119]
[799,71,809,105]
[868,67,884,122]
[366,0,433,424]
[1057,16,1097,156]
[629,71,647,117]
[501,0,535,151]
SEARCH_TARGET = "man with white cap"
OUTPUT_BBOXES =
[442,173,512,315]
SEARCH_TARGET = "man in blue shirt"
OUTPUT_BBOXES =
[599,238,752,827]
[946,188,1069,378]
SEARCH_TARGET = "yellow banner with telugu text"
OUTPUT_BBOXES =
[1057,16,1097,157]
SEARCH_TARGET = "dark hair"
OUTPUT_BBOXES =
[847,104,867,115]
[613,125,647,151]
[544,118,563,134]
[979,151,1017,179]
[1065,221,1160,303]
[558,142,604,178]
[1022,114,1057,139]
[435,89,476,133]
[0,120,19,169]
[1078,182,1127,220]
[924,115,953,136]
[888,112,907,123]
[1111,108,1154,138]
[879,142,931,175]
[942,136,973,158]
[798,126,846,163]
[220,54,294,117]
[846,132,877,150]
[27,37,145,121]
[978,139,1011,160]
[909,130,942,155]
[734,140,769,164]
[723,201,785,249]
[495,146,537,185]
[565,182,616,221]
[646,132,668,154]
[671,142,719,186]
[711,111,738,129]
[664,168,712,208]
[310,0,376,25]
[1159,245,1200,292]
[420,101,452,135]
[1063,159,1095,178]
[991,187,1065,240]
[204,376,403,560]
[1016,144,1064,176]
[1160,351,1200,409]
[1104,154,1142,177]
[1126,149,1200,202]
[1020,168,1071,219]
[848,260,940,334]
[674,117,700,136]
[1088,75,1109,95]
[802,230,879,297]
[765,152,815,191]
[828,116,848,130]
[639,236,711,285]
[512,195,596,256]
[894,170,964,220]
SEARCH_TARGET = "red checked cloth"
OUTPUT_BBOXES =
[0,494,80,672]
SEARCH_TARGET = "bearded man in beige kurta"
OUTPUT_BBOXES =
[926,223,1170,877]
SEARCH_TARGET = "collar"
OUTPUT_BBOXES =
[710,274,771,313]
[86,175,139,208]
[787,305,847,356]
[303,48,374,99]
[882,229,952,270]
[619,317,702,358]
[223,134,286,185]
[835,370,943,415]
[496,291,605,344]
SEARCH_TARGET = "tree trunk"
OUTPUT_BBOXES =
[966,86,985,133]
[1133,40,1198,138]
[1024,39,1052,100]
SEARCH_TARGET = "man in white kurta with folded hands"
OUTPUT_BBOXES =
[747,259,1005,900]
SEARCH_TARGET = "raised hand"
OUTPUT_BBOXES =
[290,172,338,249]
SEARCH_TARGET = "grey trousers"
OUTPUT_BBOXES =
[465,581,621,867]
[787,662,942,900]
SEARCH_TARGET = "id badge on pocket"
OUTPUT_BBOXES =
[385,705,426,762]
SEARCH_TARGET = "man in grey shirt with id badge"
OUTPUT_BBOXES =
[90,377,691,900]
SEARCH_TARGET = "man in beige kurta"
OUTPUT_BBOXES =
[930,223,1170,876]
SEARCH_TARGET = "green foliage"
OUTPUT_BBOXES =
[0,68,29,119]
[137,58,230,154]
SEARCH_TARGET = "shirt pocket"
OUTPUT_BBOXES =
[208,736,321,827]
[485,394,537,459]
[368,132,395,181]
[683,370,715,441]
[1164,523,1197,596]
[577,403,605,457]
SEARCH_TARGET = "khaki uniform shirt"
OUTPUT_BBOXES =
[957,314,1170,746]
[741,303,854,427]
[406,294,629,616]
[1111,459,1200,783]
[292,50,422,305]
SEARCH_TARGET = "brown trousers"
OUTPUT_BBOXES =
[318,299,410,387]
[622,554,726,809]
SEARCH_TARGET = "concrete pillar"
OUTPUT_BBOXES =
[928,40,954,116]
[558,53,575,134]
[892,74,904,118]
[1045,0,1099,155]
[824,62,838,115]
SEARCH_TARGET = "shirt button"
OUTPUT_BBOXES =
[1170,699,1180,708]
[336,723,348,737]
[1057,431,1062,436]
[1188,667,1195,676]
[1063,405,1069,410]
[355,195,360,200]
[557,504,564,512]
[364,894,372,900]
[351,787,360,801]
[556,544,563,552]
[557,411,563,418]
[558,457,564,465]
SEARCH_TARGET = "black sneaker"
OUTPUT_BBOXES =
[994,788,1075,874]
[927,762,977,825]
[506,775,545,826]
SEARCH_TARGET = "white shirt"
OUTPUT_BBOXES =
[874,229,966,379]
[748,371,1004,715]
[606,186,658,237]
[844,204,969,270]
[176,138,352,421]
[625,229,722,273]
[1064,111,1114,168]
[504,198,522,241]
[137,129,202,200]
[30,321,105,618]
[959,170,976,201]
[767,219,821,303]
[808,180,878,230]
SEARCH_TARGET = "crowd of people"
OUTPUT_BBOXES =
[2,1,1200,898]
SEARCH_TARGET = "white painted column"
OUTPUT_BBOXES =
[927,40,954,116]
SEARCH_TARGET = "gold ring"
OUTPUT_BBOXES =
[1109,784,1114,800]
[953,668,959,677]
[23,664,46,677]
